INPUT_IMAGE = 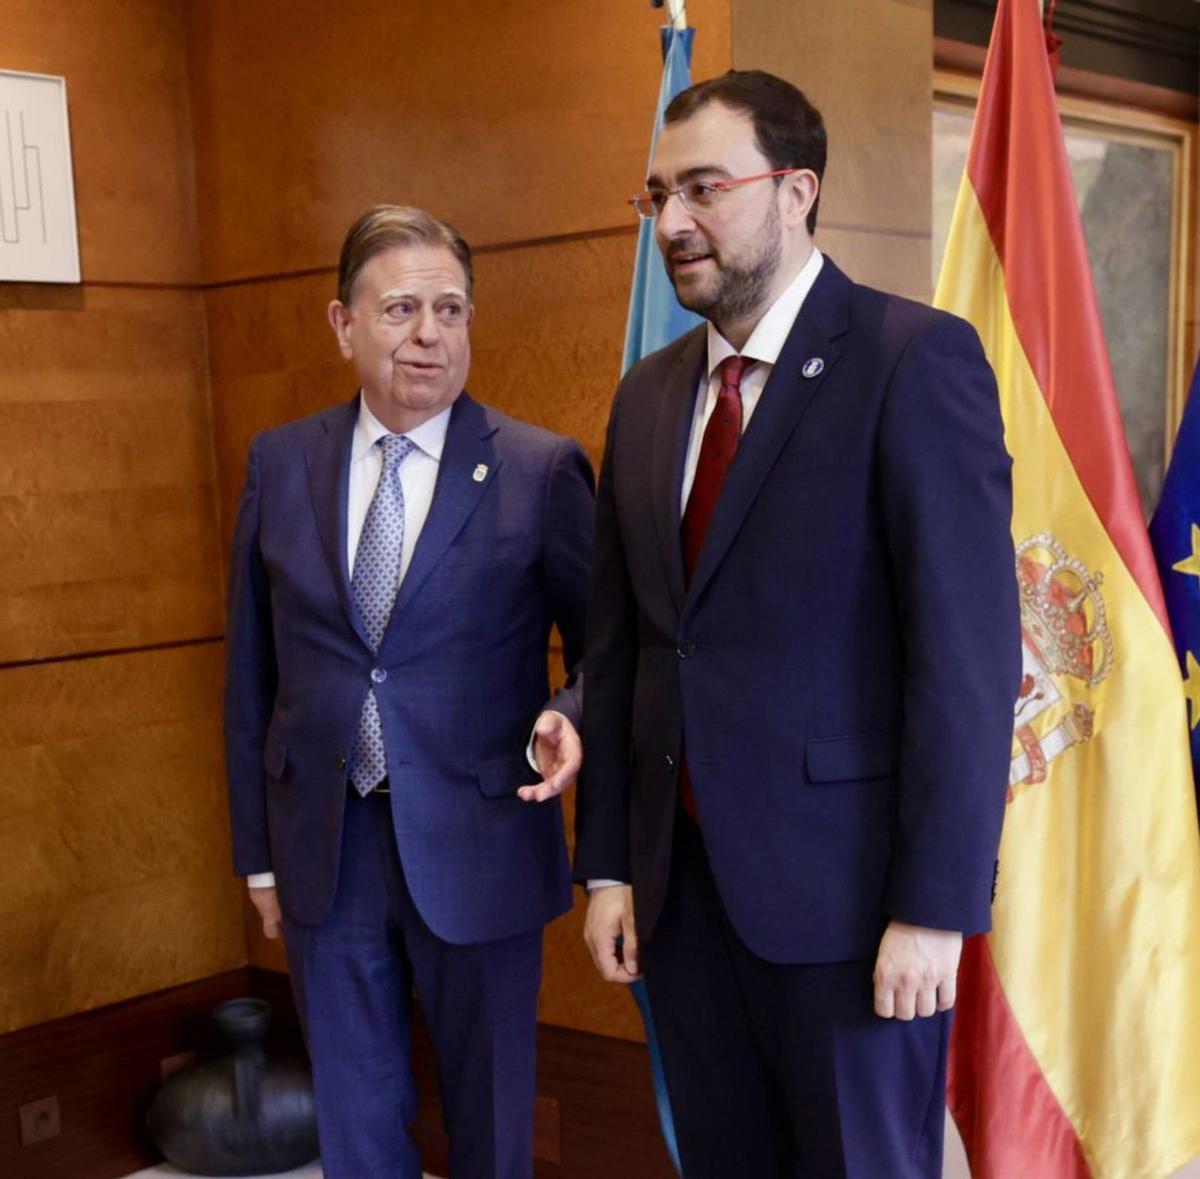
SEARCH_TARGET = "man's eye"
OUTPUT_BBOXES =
[684,182,721,207]
[385,302,413,318]
[646,190,670,213]
[438,302,465,319]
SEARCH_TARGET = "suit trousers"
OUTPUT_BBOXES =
[642,812,950,1179]
[282,788,542,1179]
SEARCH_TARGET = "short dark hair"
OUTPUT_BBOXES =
[336,205,474,305]
[664,70,827,234]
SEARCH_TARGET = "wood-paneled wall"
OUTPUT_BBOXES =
[734,0,935,303]
[0,2,243,1035]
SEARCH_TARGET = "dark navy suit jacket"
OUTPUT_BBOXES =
[225,392,594,945]
[575,258,1022,963]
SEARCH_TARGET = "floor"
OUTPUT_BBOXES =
[124,1120,1200,1178]
[126,1167,439,1178]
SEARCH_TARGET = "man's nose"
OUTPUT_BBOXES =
[411,305,442,345]
[655,190,698,240]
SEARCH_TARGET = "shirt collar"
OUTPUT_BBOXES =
[706,246,825,378]
[352,393,452,463]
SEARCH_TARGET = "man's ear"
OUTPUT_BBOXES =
[782,169,820,232]
[327,300,353,359]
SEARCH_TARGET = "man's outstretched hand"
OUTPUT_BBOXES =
[519,710,582,802]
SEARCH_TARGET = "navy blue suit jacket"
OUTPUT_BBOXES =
[225,392,594,944]
[575,258,1022,963]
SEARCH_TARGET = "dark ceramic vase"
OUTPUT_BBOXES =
[147,998,319,1176]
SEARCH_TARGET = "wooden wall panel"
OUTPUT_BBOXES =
[0,286,222,663]
[186,0,731,282]
[0,0,233,1039]
[0,645,245,1034]
[734,0,934,301]
[0,0,200,284]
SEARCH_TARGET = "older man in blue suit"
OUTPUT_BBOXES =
[224,205,593,1179]
[576,72,1021,1177]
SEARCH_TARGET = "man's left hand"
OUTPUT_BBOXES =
[872,920,963,1020]
[519,710,581,802]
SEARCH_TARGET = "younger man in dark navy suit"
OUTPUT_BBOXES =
[576,72,1021,1177]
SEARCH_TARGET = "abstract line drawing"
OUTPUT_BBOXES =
[1,108,48,245]
[0,69,80,283]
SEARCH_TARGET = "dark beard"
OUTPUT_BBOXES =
[672,207,783,326]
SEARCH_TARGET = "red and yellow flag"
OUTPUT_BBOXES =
[935,1,1200,1175]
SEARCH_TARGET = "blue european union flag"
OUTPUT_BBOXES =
[1150,355,1200,804]
[622,25,703,375]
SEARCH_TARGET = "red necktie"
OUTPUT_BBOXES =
[681,355,748,580]
[678,354,749,820]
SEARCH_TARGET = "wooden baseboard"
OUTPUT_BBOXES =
[0,967,675,1179]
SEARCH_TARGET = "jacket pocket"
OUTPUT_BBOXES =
[474,752,529,799]
[262,730,288,779]
[805,731,898,783]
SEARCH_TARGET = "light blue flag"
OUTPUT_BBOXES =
[622,20,699,1176]
[622,24,703,376]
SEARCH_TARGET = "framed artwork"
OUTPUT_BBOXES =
[0,68,80,284]
[934,72,1195,516]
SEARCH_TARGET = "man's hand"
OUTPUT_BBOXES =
[873,920,963,1019]
[248,885,283,940]
[518,710,581,802]
[583,884,640,983]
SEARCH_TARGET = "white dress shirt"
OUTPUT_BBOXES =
[346,396,450,579]
[589,247,825,893]
[247,394,450,891]
[680,246,824,511]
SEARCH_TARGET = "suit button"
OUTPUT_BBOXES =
[664,754,676,769]
[335,755,347,770]
[676,641,695,659]
[370,667,388,684]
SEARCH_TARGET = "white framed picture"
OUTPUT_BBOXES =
[0,68,80,283]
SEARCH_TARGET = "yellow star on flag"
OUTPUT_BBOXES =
[1171,524,1200,580]
[1185,652,1200,732]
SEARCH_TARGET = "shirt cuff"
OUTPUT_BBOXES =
[587,879,626,890]
[246,872,276,889]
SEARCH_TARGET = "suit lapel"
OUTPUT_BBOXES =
[684,259,852,615]
[305,397,369,647]
[383,393,500,641]
[651,328,707,616]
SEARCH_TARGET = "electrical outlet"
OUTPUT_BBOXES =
[18,1096,60,1145]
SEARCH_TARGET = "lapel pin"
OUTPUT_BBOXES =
[472,463,489,483]
[802,357,825,379]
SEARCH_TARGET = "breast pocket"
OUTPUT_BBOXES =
[437,534,530,572]
[805,731,898,784]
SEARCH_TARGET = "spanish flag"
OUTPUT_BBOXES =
[934,1,1200,1175]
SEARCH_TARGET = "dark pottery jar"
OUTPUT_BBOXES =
[147,997,319,1176]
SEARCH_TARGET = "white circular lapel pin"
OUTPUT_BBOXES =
[472,463,489,483]
[802,357,825,379]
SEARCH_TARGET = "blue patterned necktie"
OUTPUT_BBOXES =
[348,433,417,794]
